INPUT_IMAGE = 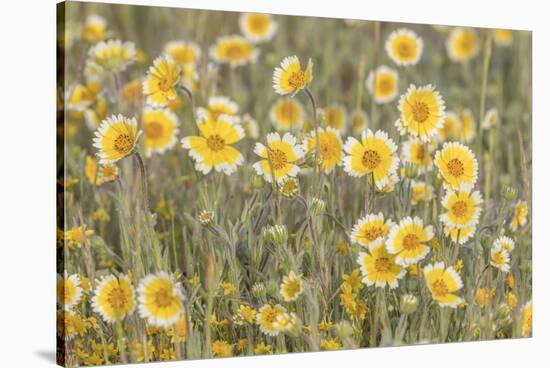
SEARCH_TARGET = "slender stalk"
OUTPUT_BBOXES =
[304,87,321,193]
[134,152,149,213]
[370,22,381,129]
[477,32,492,156]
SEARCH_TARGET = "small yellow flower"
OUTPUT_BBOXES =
[122,79,143,109]
[85,155,101,185]
[269,97,305,131]
[474,288,495,308]
[357,243,405,289]
[459,109,476,143]
[385,28,423,66]
[272,55,313,96]
[253,132,304,183]
[142,108,180,157]
[342,268,364,292]
[434,142,478,189]
[482,108,499,130]
[256,303,287,336]
[220,281,237,296]
[506,292,518,309]
[234,304,257,325]
[167,315,188,343]
[240,13,278,43]
[209,35,259,68]
[410,181,434,205]
[88,39,136,73]
[254,342,273,355]
[64,225,94,249]
[320,338,343,351]
[494,236,515,252]
[164,40,201,66]
[506,274,516,289]
[92,274,136,323]
[350,109,369,135]
[280,271,304,302]
[401,139,435,172]
[424,262,463,308]
[521,300,532,337]
[212,340,233,357]
[57,272,83,311]
[137,271,185,327]
[350,212,394,249]
[387,216,433,266]
[302,127,343,173]
[440,183,483,229]
[143,56,182,108]
[510,200,528,232]
[493,29,513,47]
[447,28,479,63]
[279,177,299,199]
[132,340,155,362]
[81,15,107,43]
[98,163,119,183]
[397,84,446,142]
[202,96,240,121]
[490,243,511,273]
[443,225,475,245]
[322,104,347,133]
[93,114,141,165]
[366,65,399,104]
[437,111,462,141]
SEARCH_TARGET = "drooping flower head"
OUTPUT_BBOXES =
[510,200,528,232]
[270,97,305,131]
[92,274,136,323]
[253,132,304,183]
[57,272,83,311]
[142,107,180,157]
[366,65,399,104]
[397,84,446,142]
[447,28,479,63]
[181,113,244,175]
[424,262,463,307]
[138,271,185,328]
[386,216,433,266]
[143,56,182,108]
[239,13,278,43]
[88,39,136,73]
[351,212,394,249]
[280,271,304,302]
[385,28,423,66]
[272,55,313,96]
[209,35,259,68]
[434,142,478,189]
[93,114,141,165]
[343,129,399,188]
[440,183,483,229]
[302,127,343,174]
[357,243,405,289]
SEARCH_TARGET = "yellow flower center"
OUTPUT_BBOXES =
[376,75,394,95]
[288,71,306,90]
[415,145,425,161]
[412,101,430,123]
[403,233,420,250]
[113,134,134,154]
[144,121,163,139]
[492,251,505,266]
[262,308,278,324]
[101,165,117,179]
[107,285,130,310]
[397,40,414,58]
[206,134,225,152]
[284,279,301,297]
[172,47,194,65]
[432,279,448,297]
[320,141,338,160]
[363,226,384,241]
[248,15,269,34]
[374,257,392,272]
[157,73,177,92]
[451,200,468,218]
[154,287,175,308]
[269,149,288,170]
[225,44,246,59]
[446,158,465,177]
[362,149,381,170]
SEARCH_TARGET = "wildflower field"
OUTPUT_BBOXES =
[57,2,532,366]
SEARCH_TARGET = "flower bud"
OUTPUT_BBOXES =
[501,186,518,201]
[400,293,419,314]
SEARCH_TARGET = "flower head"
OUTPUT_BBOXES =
[357,243,405,289]
[212,340,233,357]
[490,244,511,273]
[210,35,259,68]
[322,105,347,133]
[142,108,179,157]
[447,28,479,63]
[521,300,532,337]
[253,132,304,183]
[143,56,182,108]
[434,142,478,189]
[459,109,476,143]
[256,303,287,336]
[437,111,462,141]
[366,65,399,104]
[350,109,369,135]
[386,216,433,266]
[272,55,313,95]
[269,97,304,131]
[93,114,141,164]
[202,96,239,121]
[81,15,108,43]
[302,127,343,173]
[138,272,185,327]
[385,28,423,66]
[343,129,399,188]
[98,163,119,183]
[350,212,394,249]
[181,113,244,175]
[88,39,136,73]
[493,29,513,47]
[397,84,446,142]
[411,181,434,205]
[440,183,483,229]
[239,13,278,43]
[482,108,499,130]
[401,139,434,172]
[280,271,304,302]
[443,225,475,245]
[57,272,83,310]
[510,200,528,232]
[164,40,201,66]
[92,274,136,323]
[494,236,515,252]
[424,262,463,307]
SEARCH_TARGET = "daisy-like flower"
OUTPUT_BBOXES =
[437,111,462,141]
[256,303,287,336]
[322,105,347,133]
[350,212,394,249]
[521,300,532,337]
[350,109,369,135]
[411,181,434,205]
[181,113,244,175]
[386,216,433,266]
[92,274,135,323]
[253,132,304,183]
[397,84,446,142]
[234,304,257,325]
[510,200,528,232]
[279,177,299,199]
[138,271,185,328]
[494,235,515,252]
[209,35,259,68]
[81,15,107,43]
[459,109,476,143]
[443,225,475,245]
[93,114,141,165]
[97,163,119,183]
[143,56,182,108]
[64,225,94,249]
[366,65,399,104]
[269,97,304,131]
[272,55,313,96]
[302,127,343,173]
[239,13,278,43]
[440,183,483,229]
[385,28,423,66]
[66,82,100,112]
[88,39,136,73]
[280,271,304,302]
[57,272,83,311]
[434,142,478,189]
[482,108,499,130]
[142,107,180,157]
[202,96,239,121]
[212,340,233,357]
[164,40,201,66]
[343,129,399,188]
[493,29,513,47]
[357,243,405,289]
[490,243,511,273]
[446,28,479,63]
[424,262,463,307]
[401,139,434,172]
